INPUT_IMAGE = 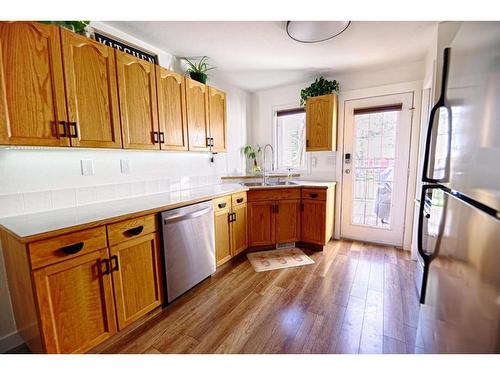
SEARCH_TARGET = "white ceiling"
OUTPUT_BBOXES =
[104,21,437,92]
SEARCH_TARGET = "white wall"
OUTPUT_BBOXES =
[0,22,251,351]
[250,60,426,181]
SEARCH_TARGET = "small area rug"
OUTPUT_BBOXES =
[246,248,314,272]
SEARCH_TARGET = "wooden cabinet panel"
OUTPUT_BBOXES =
[156,66,188,151]
[33,249,117,353]
[0,22,68,146]
[247,188,301,202]
[208,87,227,152]
[109,232,163,330]
[185,78,209,151]
[60,29,122,148]
[116,51,159,150]
[231,191,247,207]
[301,187,327,201]
[107,214,158,246]
[231,203,247,256]
[213,195,232,213]
[276,199,300,244]
[306,93,337,151]
[248,201,275,247]
[301,199,326,245]
[214,206,232,266]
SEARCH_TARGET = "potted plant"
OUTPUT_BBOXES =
[183,56,216,84]
[40,21,91,36]
[300,76,340,106]
[243,145,262,173]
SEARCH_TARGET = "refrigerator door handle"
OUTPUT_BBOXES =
[422,47,452,184]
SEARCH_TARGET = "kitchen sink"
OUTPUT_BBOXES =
[241,181,297,187]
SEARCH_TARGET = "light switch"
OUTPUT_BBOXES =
[120,159,131,174]
[80,159,95,176]
[311,156,318,167]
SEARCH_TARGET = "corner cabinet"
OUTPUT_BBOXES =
[116,51,159,150]
[60,29,122,148]
[185,78,210,151]
[0,22,69,146]
[208,87,227,152]
[306,93,338,151]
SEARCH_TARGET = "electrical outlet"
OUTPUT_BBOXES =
[311,156,318,167]
[120,159,131,174]
[80,159,94,176]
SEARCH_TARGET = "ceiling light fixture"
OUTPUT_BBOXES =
[286,21,351,43]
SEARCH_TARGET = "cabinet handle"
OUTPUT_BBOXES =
[68,122,79,138]
[300,203,304,211]
[306,139,309,147]
[152,131,159,143]
[58,121,68,138]
[236,197,244,204]
[233,212,237,221]
[60,242,84,255]
[159,132,165,144]
[99,258,110,275]
[218,202,227,209]
[124,225,144,237]
[276,204,279,214]
[206,137,211,147]
[309,193,319,199]
[110,255,119,272]
[228,212,232,222]
[211,138,215,147]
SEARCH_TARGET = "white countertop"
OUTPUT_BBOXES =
[0,183,247,241]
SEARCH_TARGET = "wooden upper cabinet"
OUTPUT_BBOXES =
[33,249,117,354]
[185,78,209,151]
[208,87,227,152]
[306,93,338,151]
[116,51,159,150]
[0,22,68,146]
[109,232,163,330]
[60,29,122,148]
[156,66,188,151]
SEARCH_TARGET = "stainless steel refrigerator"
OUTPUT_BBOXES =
[415,22,500,353]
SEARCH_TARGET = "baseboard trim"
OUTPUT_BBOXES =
[0,331,24,353]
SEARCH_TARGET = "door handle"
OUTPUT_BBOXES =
[345,169,350,174]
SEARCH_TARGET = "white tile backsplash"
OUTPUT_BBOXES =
[76,187,97,206]
[51,188,77,210]
[0,193,24,217]
[23,191,52,213]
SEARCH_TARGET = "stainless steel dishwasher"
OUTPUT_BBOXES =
[161,200,215,303]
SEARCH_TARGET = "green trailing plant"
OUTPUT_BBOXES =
[40,21,90,34]
[183,56,216,84]
[243,144,262,172]
[300,76,340,107]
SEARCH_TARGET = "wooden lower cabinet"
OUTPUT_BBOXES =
[33,248,117,354]
[109,232,163,330]
[231,203,247,256]
[248,200,276,247]
[214,204,232,266]
[276,199,301,243]
[300,199,327,245]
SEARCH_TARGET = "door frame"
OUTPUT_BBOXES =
[334,81,422,250]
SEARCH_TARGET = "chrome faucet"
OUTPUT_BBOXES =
[262,143,275,185]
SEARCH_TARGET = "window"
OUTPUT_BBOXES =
[275,108,307,171]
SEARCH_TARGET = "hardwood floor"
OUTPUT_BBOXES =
[98,239,422,354]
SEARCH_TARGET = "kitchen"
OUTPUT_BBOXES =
[0,1,499,370]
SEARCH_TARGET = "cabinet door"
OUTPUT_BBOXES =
[0,22,68,146]
[276,199,301,244]
[231,203,247,256]
[116,51,159,150]
[61,29,122,148]
[301,199,326,245]
[208,86,227,152]
[156,66,188,151]
[185,78,209,151]
[215,207,232,266]
[248,201,276,247]
[306,93,337,151]
[33,249,117,353]
[109,232,163,330]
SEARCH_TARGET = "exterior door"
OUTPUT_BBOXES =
[276,199,300,243]
[208,87,227,152]
[185,78,209,151]
[109,233,163,330]
[0,22,69,146]
[61,29,122,148]
[248,201,275,247]
[156,66,188,151]
[33,249,117,353]
[116,51,159,150]
[341,92,414,246]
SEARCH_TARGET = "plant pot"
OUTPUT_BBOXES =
[189,72,207,84]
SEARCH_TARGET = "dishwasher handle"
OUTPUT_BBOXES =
[163,206,212,224]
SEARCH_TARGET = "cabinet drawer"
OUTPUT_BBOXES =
[231,191,247,206]
[107,214,158,246]
[29,226,107,269]
[301,188,327,201]
[247,188,301,202]
[213,195,232,213]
